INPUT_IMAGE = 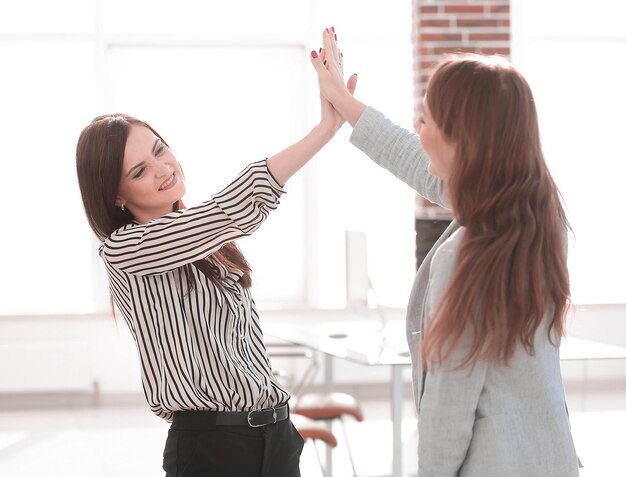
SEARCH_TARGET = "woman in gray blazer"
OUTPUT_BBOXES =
[310,28,580,476]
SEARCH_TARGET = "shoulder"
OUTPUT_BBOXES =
[106,222,144,241]
[99,223,144,254]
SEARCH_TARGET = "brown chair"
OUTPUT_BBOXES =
[293,392,364,477]
[291,414,338,475]
[266,341,364,476]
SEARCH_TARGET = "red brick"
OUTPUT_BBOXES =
[468,32,510,41]
[419,18,451,28]
[420,60,437,70]
[443,5,485,14]
[477,47,511,56]
[421,33,463,42]
[489,4,510,14]
[456,18,501,28]
[420,5,439,14]
[433,46,480,55]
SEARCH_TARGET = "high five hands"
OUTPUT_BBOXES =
[310,27,359,132]
[311,27,366,128]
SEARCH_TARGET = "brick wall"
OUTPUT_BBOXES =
[411,0,511,119]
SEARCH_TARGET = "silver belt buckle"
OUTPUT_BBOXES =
[247,406,277,427]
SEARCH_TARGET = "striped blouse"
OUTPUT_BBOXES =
[100,160,290,422]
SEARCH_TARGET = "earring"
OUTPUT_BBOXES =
[121,204,125,211]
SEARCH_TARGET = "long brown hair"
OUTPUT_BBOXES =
[76,113,252,290]
[420,54,570,369]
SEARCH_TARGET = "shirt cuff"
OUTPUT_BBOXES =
[349,106,386,153]
[263,158,287,195]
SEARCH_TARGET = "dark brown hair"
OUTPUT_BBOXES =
[76,113,252,290]
[420,54,570,368]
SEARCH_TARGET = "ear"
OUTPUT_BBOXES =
[115,197,125,208]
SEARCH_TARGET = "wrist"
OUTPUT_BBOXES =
[333,92,366,128]
[313,122,338,142]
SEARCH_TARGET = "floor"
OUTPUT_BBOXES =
[0,392,625,477]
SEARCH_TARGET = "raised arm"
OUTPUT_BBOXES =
[101,160,284,275]
[268,45,357,185]
[310,27,448,207]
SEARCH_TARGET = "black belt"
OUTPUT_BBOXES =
[172,402,290,429]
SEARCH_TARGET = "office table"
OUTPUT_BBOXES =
[265,311,410,477]
[265,311,626,477]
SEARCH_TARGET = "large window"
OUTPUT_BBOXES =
[0,0,415,314]
[512,0,626,304]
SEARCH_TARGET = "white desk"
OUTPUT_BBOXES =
[265,311,626,477]
[266,312,409,477]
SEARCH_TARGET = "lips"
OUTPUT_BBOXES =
[159,172,177,191]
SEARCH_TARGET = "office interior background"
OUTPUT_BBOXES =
[1,0,625,476]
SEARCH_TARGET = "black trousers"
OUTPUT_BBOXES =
[162,415,304,477]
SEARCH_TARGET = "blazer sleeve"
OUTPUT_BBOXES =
[417,232,487,476]
[100,160,284,276]
[349,106,450,209]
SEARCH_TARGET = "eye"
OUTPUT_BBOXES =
[155,142,166,156]
[133,167,145,179]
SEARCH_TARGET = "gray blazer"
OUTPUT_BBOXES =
[350,107,579,477]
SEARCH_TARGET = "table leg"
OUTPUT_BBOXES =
[391,364,403,477]
[324,352,333,477]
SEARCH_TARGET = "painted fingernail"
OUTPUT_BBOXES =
[335,34,337,40]
[332,26,335,32]
[311,50,318,58]
[323,60,327,65]
[319,47,322,53]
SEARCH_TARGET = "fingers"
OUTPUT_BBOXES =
[310,49,327,76]
[346,73,357,95]
[313,27,356,100]
[322,27,340,68]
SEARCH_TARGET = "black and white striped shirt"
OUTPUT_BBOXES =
[100,160,290,422]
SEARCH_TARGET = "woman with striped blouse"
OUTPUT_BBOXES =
[75,52,356,476]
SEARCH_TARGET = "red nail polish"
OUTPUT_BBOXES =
[311,50,318,58]
[335,34,337,40]
[332,26,335,32]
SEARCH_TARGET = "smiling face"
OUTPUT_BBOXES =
[115,125,185,223]
[415,96,456,181]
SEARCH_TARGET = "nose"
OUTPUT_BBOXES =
[155,161,172,178]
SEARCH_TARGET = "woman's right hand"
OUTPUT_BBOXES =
[310,27,366,127]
